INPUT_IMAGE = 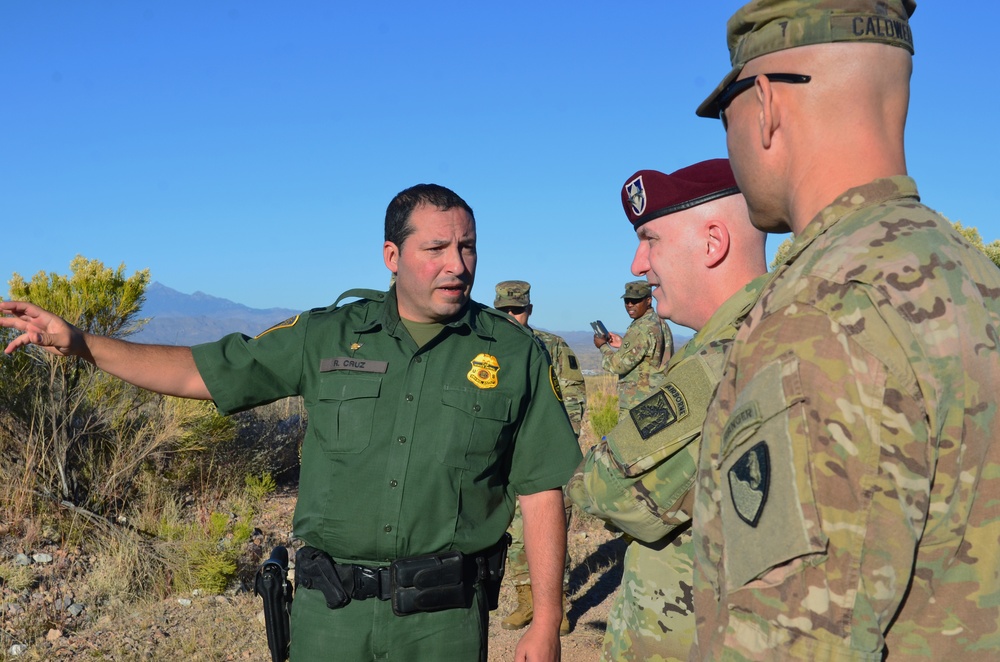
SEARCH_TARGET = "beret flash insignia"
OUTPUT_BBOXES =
[626,175,646,216]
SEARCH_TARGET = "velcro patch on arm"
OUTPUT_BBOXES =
[606,356,716,477]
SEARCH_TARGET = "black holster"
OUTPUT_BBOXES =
[254,546,293,662]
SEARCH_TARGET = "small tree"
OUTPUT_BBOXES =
[2,256,149,508]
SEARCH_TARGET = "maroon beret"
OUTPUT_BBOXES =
[621,158,739,229]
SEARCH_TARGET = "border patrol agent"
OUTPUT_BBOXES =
[0,184,582,662]
[493,280,586,635]
[692,2,1000,659]
[568,160,768,661]
[594,281,672,411]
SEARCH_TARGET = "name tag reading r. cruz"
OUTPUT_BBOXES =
[319,357,389,373]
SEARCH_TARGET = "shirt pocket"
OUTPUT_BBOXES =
[315,373,382,454]
[437,386,512,470]
[717,353,828,591]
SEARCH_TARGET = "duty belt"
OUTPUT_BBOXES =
[295,534,510,616]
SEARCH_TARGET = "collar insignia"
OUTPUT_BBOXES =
[350,343,363,351]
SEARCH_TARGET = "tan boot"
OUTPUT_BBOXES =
[501,584,534,630]
[559,596,571,636]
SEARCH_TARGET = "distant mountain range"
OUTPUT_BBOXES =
[132,283,300,345]
[132,282,688,372]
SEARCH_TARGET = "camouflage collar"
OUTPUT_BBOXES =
[786,176,919,267]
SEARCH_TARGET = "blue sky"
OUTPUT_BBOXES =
[2,2,996,337]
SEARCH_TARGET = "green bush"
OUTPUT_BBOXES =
[589,392,619,439]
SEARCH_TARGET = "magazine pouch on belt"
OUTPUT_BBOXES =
[390,551,469,616]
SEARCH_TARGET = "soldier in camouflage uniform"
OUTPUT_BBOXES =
[494,280,585,636]
[568,160,767,661]
[594,281,672,411]
[691,1,1000,659]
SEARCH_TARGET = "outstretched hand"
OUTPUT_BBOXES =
[0,301,81,357]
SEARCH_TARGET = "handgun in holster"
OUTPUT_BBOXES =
[255,546,293,662]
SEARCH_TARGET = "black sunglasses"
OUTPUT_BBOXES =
[717,73,811,129]
[499,306,526,315]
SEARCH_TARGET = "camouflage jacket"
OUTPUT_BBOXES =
[600,308,672,409]
[533,327,587,435]
[569,275,767,541]
[692,177,1000,660]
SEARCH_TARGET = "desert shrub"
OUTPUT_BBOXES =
[0,562,35,592]
[588,392,619,439]
[245,472,277,504]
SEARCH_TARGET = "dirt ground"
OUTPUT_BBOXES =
[1,486,625,661]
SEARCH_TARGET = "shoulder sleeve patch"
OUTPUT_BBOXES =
[549,365,563,402]
[254,314,300,339]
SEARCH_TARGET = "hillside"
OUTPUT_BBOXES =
[132,283,301,345]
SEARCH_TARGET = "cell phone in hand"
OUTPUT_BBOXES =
[590,320,610,340]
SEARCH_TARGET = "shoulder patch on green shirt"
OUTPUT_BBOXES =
[255,314,299,339]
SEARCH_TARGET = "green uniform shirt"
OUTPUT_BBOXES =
[693,178,1000,660]
[192,287,582,564]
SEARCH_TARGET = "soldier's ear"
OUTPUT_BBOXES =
[384,241,400,274]
[705,221,730,268]
[755,75,779,150]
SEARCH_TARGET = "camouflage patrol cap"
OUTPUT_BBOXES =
[622,280,651,299]
[697,0,917,118]
[494,280,531,308]
[621,159,739,229]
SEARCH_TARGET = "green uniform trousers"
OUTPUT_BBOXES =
[290,583,488,661]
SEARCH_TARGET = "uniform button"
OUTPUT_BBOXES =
[384,525,392,533]
[405,394,414,402]
[398,436,406,444]
[389,480,398,488]
[473,404,481,412]
[414,356,422,363]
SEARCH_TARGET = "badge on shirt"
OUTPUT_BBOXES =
[728,441,770,527]
[468,353,500,389]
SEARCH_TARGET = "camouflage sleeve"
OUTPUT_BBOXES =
[568,351,717,541]
[693,301,931,660]
[600,321,653,376]
[551,340,586,435]
[568,439,697,542]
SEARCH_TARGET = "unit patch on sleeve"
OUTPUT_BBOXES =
[467,353,500,389]
[727,441,770,527]
[549,365,563,401]
[628,382,688,440]
[254,315,300,339]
